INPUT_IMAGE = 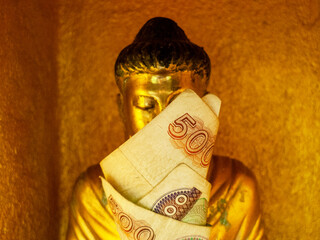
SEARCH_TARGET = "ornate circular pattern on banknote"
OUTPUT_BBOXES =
[118,212,134,232]
[134,226,155,240]
[152,187,202,220]
[185,130,209,154]
[175,194,188,205]
[164,205,177,216]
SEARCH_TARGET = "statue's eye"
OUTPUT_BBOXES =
[133,96,156,110]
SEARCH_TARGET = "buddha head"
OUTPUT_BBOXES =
[115,17,211,138]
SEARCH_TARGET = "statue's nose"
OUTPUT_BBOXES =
[155,96,169,115]
[157,101,165,114]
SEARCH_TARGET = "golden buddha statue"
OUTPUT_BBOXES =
[66,17,264,240]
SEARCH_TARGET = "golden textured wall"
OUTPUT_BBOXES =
[1,0,319,239]
[0,1,58,239]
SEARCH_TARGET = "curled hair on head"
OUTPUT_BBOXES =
[115,17,211,92]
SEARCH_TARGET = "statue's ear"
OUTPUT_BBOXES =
[116,93,124,120]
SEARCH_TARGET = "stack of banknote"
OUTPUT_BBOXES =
[100,89,221,240]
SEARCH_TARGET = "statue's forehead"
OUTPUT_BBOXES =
[123,72,196,90]
[123,77,179,99]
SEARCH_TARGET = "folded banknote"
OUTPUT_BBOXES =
[101,178,212,240]
[136,163,211,225]
[100,89,220,233]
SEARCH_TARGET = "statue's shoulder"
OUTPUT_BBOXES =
[67,164,120,239]
[207,155,263,239]
[207,155,260,215]
[70,164,104,208]
[208,155,259,195]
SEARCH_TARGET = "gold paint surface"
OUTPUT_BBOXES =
[0,0,58,239]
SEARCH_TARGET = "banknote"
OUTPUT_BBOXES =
[118,89,219,185]
[137,163,211,225]
[101,178,212,240]
[100,89,220,202]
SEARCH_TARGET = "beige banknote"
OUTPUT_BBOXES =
[101,178,212,240]
[117,89,219,186]
[100,89,220,202]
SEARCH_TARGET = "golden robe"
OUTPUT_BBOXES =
[67,156,264,240]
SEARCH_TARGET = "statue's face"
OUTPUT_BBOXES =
[120,71,207,138]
